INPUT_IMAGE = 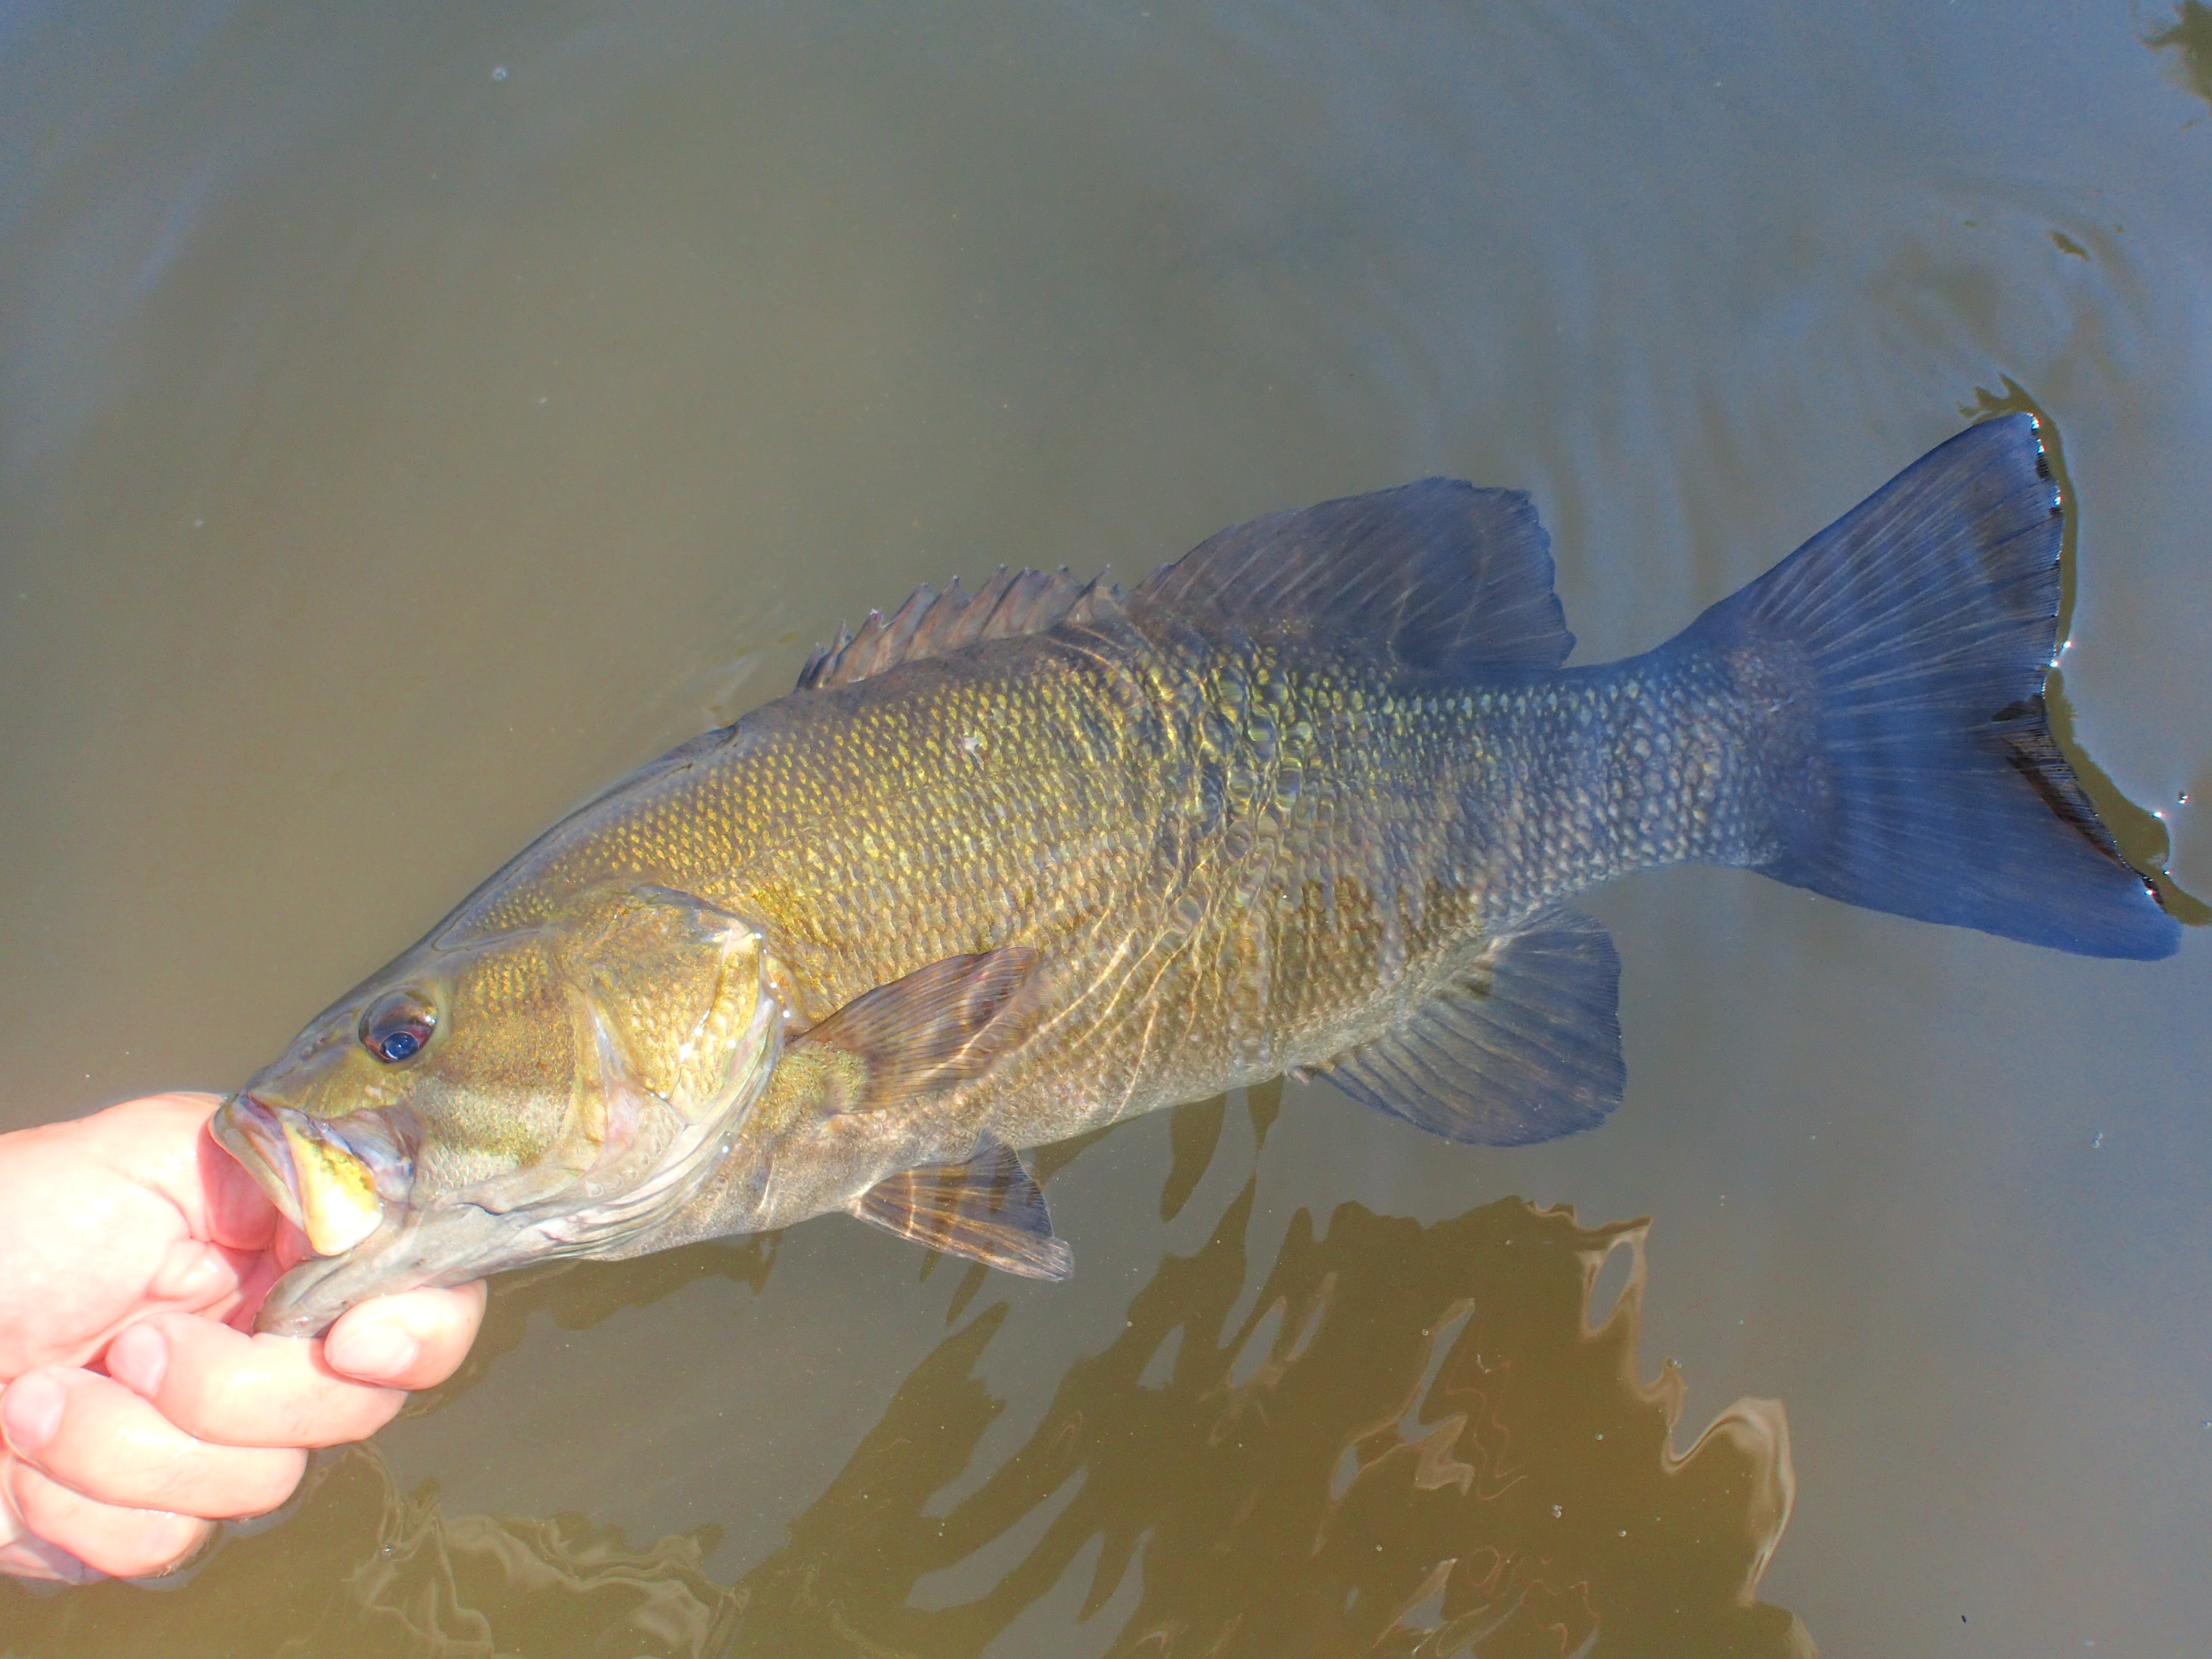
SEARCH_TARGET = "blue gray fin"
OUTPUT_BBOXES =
[849,1138,1073,1279]
[798,568,1124,691]
[795,947,1041,1113]
[1128,478,1573,671]
[1314,907,1624,1145]
[1676,412,2178,960]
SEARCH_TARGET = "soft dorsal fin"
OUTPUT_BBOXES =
[1313,906,1623,1145]
[797,566,1125,691]
[848,1138,1072,1280]
[1128,478,1573,671]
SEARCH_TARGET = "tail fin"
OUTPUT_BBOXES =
[1681,414,2178,960]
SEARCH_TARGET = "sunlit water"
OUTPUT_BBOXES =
[3,3,2209,1655]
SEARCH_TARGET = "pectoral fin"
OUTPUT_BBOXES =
[849,1139,1073,1280]
[794,946,1042,1115]
[1314,906,1624,1145]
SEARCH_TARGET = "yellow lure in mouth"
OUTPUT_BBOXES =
[280,1121,386,1255]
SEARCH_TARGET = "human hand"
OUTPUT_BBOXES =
[0,1092,485,1582]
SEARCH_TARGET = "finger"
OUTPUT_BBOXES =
[59,1093,278,1260]
[193,1110,281,1253]
[0,1531,105,1584]
[325,1282,488,1391]
[0,1482,103,1584]
[73,1095,244,1238]
[103,1316,403,1450]
[0,1368,304,1519]
[1,1458,210,1581]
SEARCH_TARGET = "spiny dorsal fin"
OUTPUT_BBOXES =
[1315,906,1623,1145]
[797,566,1126,692]
[1128,478,1573,671]
[848,1138,1072,1280]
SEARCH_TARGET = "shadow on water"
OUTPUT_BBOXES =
[2,1099,1813,1659]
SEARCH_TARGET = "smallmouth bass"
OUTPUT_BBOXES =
[215,415,2178,1334]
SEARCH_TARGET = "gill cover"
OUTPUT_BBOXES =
[245,884,786,1335]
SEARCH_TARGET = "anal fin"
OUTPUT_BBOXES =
[849,1138,1073,1280]
[1315,907,1624,1146]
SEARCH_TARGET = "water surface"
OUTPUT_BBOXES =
[3,3,2208,1654]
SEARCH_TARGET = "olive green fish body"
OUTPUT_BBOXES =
[218,418,2177,1332]
[594,615,1831,1244]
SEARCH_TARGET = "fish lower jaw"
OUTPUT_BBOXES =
[210,1093,308,1230]
[210,1092,390,1256]
[289,1137,385,1255]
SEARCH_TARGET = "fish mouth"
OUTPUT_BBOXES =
[212,1094,414,1258]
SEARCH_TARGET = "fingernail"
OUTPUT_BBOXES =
[326,1322,418,1382]
[1,1370,65,1455]
[106,1323,170,1398]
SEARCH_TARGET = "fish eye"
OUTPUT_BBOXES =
[361,991,436,1064]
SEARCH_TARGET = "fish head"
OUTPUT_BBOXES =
[214,884,784,1334]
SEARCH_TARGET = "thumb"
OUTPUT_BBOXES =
[321,1284,487,1392]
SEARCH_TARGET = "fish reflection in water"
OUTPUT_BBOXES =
[7,1101,1811,1658]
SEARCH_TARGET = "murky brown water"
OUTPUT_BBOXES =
[4,3,2209,1654]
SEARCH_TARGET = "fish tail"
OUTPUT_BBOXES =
[1676,413,2178,960]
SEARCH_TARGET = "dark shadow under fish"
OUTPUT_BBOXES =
[3,1169,1813,1656]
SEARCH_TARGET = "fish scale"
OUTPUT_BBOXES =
[599,625,1768,1180]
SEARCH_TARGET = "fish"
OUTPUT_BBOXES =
[213,414,2179,1335]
